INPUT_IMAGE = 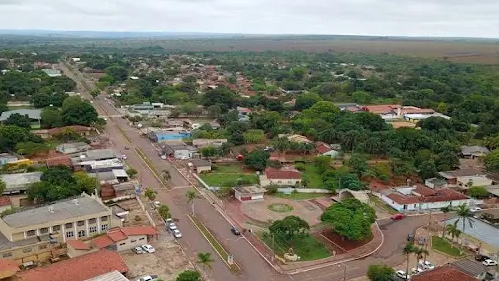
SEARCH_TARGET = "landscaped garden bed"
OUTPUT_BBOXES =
[320,229,374,253]
[260,232,332,261]
[431,236,464,257]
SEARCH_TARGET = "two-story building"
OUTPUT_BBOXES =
[0,193,122,264]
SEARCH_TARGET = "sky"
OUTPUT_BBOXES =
[0,0,498,38]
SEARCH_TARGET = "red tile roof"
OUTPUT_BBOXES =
[121,226,158,236]
[91,226,158,249]
[0,196,12,207]
[362,105,399,114]
[16,249,128,281]
[66,239,91,250]
[316,143,333,154]
[265,167,301,180]
[369,181,390,192]
[386,187,469,205]
[92,235,115,249]
[106,229,128,242]
[412,265,476,281]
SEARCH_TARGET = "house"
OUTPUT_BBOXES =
[41,69,62,77]
[79,158,124,173]
[438,169,493,188]
[0,153,18,166]
[0,193,122,263]
[192,139,228,148]
[67,226,158,258]
[0,196,12,213]
[71,149,120,168]
[315,142,340,158]
[461,146,490,159]
[411,264,477,281]
[89,169,129,185]
[56,142,92,154]
[0,172,42,194]
[445,217,499,257]
[260,167,302,187]
[0,258,20,279]
[237,107,251,122]
[370,183,477,212]
[0,109,42,126]
[16,249,128,281]
[278,134,312,144]
[147,130,191,142]
[48,125,94,137]
[190,159,212,173]
[159,142,197,159]
[451,259,497,281]
[425,177,448,189]
[191,121,221,130]
[233,185,267,202]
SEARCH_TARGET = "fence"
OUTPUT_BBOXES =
[277,187,333,194]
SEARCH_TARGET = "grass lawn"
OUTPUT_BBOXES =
[302,164,325,188]
[368,194,399,215]
[432,236,464,257]
[200,173,258,187]
[261,233,331,261]
[212,164,245,173]
[273,192,331,200]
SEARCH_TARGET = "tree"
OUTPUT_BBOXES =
[197,252,214,270]
[0,125,41,151]
[144,188,156,201]
[105,65,128,83]
[0,179,5,195]
[413,246,429,269]
[161,170,171,183]
[186,189,199,215]
[243,129,265,144]
[207,105,222,118]
[126,168,138,178]
[269,215,310,240]
[41,166,75,186]
[4,113,31,129]
[468,186,489,199]
[200,146,217,159]
[244,149,270,170]
[402,243,415,280]
[61,97,98,126]
[446,222,461,244]
[158,204,170,219]
[417,161,437,180]
[176,270,202,281]
[15,141,49,157]
[40,107,63,128]
[73,172,97,194]
[455,204,473,247]
[484,149,499,172]
[320,198,376,241]
[314,155,332,174]
[367,264,395,281]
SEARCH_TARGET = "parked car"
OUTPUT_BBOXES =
[173,229,182,238]
[137,275,158,281]
[165,218,173,224]
[391,214,404,220]
[153,201,161,208]
[180,156,189,160]
[418,260,435,270]
[133,246,144,254]
[168,223,177,230]
[475,254,490,262]
[122,154,127,160]
[482,259,498,266]
[470,207,482,212]
[396,270,410,280]
[141,244,155,253]
[411,267,424,275]
[231,227,241,235]
[407,233,415,242]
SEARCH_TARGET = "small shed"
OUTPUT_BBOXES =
[190,159,212,174]
[233,185,267,202]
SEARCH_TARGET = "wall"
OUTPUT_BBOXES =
[0,240,56,264]
[116,234,148,251]
[259,176,301,187]
[196,166,211,174]
[277,188,332,194]
[376,193,480,212]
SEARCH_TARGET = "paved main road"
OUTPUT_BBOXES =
[60,61,438,281]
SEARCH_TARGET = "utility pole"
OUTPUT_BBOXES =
[342,263,347,281]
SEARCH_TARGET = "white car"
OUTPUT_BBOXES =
[470,207,482,212]
[180,156,189,160]
[153,201,161,208]
[141,244,155,253]
[396,270,410,280]
[419,261,434,270]
[133,246,144,254]
[168,223,177,230]
[122,154,127,160]
[165,218,173,224]
[411,267,424,275]
[137,275,158,281]
[483,259,498,266]
[173,229,182,238]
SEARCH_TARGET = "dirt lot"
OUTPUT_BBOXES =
[122,232,195,281]
[319,229,373,254]
[117,198,164,227]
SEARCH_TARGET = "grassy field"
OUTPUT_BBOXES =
[302,164,324,188]
[432,236,464,257]
[200,173,258,187]
[274,192,331,200]
[261,233,331,261]
[212,164,245,173]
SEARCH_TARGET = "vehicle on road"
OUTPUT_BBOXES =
[470,207,482,212]
[475,254,490,261]
[122,154,127,160]
[391,213,404,220]
[141,244,155,253]
[137,275,158,281]
[173,229,182,238]
[133,246,144,254]
[419,260,434,270]
[411,267,424,275]
[483,259,498,266]
[407,233,415,242]
[231,227,241,235]
[396,270,410,280]
[165,218,173,224]
[168,223,177,230]
[153,201,161,208]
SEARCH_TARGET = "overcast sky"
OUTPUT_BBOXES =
[0,0,498,37]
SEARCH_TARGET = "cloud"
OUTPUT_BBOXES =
[0,0,498,37]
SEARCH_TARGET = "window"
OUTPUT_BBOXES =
[139,237,145,241]
[52,225,61,232]
[89,226,97,234]
[78,230,86,238]
[89,218,97,224]
[277,181,282,184]
[100,216,108,222]
[65,223,73,229]
[101,224,108,231]
[26,230,36,237]
[119,242,126,246]
[22,248,32,253]
[77,220,85,227]
[39,228,49,234]
[66,231,74,238]
[2,252,12,258]
[39,245,48,250]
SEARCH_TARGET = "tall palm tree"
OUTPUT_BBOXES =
[197,252,214,270]
[186,188,199,215]
[455,204,474,247]
[403,243,415,280]
[414,247,424,270]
